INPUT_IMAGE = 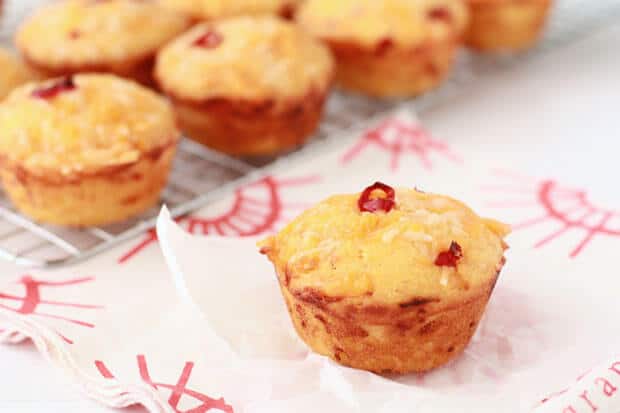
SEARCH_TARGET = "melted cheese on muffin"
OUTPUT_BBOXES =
[297,0,469,47]
[0,48,39,101]
[260,187,509,303]
[155,16,334,101]
[0,74,178,176]
[159,0,297,20]
[16,0,189,69]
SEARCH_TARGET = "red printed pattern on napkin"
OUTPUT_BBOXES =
[484,171,620,258]
[118,175,320,264]
[0,275,102,344]
[340,117,461,171]
[95,355,234,413]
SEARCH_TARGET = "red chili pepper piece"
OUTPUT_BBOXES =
[31,76,76,100]
[279,3,296,19]
[358,182,396,213]
[193,30,223,49]
[427,7,452,23]
[435,241,463,267]
[375,37,394,56]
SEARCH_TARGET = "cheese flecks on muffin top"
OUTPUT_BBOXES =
[159,0,298,20]
[0,74,179,177]
[259,182,510,304]
[0,48,39,101]
[155,17,334,101]
[16,0,189,69]
[297,0,469,48]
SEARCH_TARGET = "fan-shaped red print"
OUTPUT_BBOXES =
[340,118,461,171]
[0,275,102,344]
[118,175,320,264]
[484,170,620,258]
[95,355,234,413]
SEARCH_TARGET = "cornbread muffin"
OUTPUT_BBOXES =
[259,182,510,373]
[0,74,179,227]
[465,0,553,51]
[155,16,334,156]
[15,0,190,86]
[0,48,39,101]
[296,0,469,98]
[159,0,301,21]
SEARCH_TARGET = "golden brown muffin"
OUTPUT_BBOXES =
[159,0,301,21]
[259,182,510,373]
[15,0,190,86]
[0,74,180,227]
[465,0,553,51]
[0,48,39,101]
[297,0,469,98]
[155,16,334,156]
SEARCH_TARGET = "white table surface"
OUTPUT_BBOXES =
[1,23,618,413]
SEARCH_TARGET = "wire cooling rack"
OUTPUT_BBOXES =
[0,0,619,268]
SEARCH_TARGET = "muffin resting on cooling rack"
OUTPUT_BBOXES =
[155,16,334,156]
[259,182,510,373]
[159,0,301,21]
[15,0,190,86]
[0,74,180,227]
[296,0,469,98]
[465,0,553,51]
[0,48,39,101]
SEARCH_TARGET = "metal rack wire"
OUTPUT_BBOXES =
[0,0,619,268]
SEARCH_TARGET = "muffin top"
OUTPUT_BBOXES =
[155,16,334,101]
[16,0,190,71]
[159,0,298,20]
[0,48,39,101]
[259,182,509,304]
[297,0,469,48]
[0,74,179,178]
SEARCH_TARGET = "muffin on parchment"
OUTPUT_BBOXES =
[15,0,190,86]
[0,74,180,227]
[159,0,301,21]
[0,48,39,101]
[155,16,334,156]
[465,0,553,51]
[296,0,469,98]
[259,182,509,373]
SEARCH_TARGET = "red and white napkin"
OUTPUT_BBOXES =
[2,28,620,411]
[0,106,619,412]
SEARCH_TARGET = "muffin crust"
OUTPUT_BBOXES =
[297,0,469,48]
[16,0,189,83]
[465,0,553,51]
[155,17,334,155]
[156,17,333,102]
[0,48,39,101]
[0,74,180,226]
[159,0,300,20]
[260,185,510,373]
[297,0,468,98]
